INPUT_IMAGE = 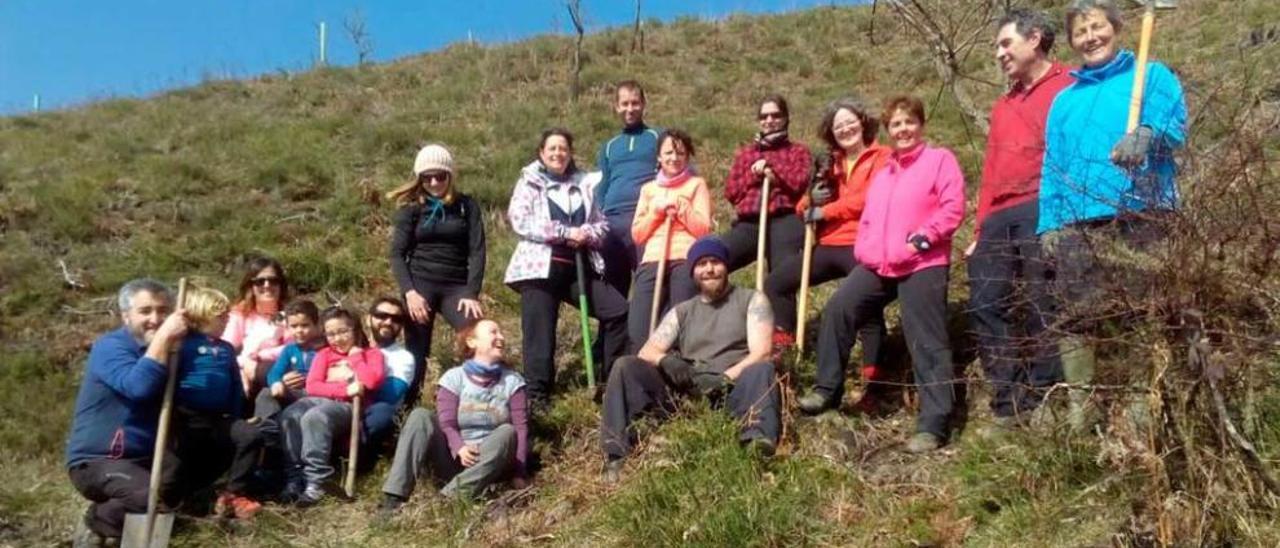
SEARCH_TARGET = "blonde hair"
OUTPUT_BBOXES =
[184,284,231,333]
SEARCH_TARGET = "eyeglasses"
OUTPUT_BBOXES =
[252,276,281,287]
[833,124,861,136]
[325,327,353,338]
[371,310,405,323]
[758,112,786,121]
[420,172,450,183]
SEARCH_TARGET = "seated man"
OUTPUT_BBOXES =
[65,279,187,546]
[364,297,417,457]
[600,236,781,482]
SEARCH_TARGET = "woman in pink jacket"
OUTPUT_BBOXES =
[804,96,965,454]
[222,256,293,398]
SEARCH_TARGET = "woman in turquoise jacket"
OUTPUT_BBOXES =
[1037,0,1187,431]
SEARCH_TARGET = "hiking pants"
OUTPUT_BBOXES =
[600,356,781,460]
[721,214,806,277]
[764,243,886,362]
[815,265,955,438]
[601,211,641,297]
[68,455,178,539]
[967,201,1061,417]
[627,260,696,353]
[403,281,472,408]
[253,386,305,419]
[381,408,516,500]
[517,260,630,403]
[171,407,267,496]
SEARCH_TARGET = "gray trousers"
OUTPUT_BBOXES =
[600,356,781,460]
[381,408,516,500]
[298,399,355,484]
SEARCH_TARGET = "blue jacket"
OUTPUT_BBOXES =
[1038,50,1187,234]
[594,124,661,217]
[266,342,318,387]
[65,327,168,468]
[175,333,244,416]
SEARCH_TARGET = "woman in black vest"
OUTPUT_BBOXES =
[387,144,486,407]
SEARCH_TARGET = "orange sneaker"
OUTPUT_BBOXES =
[213,492,236,518]
[229,495,262,519]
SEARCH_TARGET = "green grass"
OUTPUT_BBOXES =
[3,0,1280,545]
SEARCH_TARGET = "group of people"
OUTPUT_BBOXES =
[66,0,1187,544]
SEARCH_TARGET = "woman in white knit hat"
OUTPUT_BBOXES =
[386,143,487,407]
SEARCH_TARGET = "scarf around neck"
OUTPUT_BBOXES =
[755,129,789,150]
[656,168,692,188]
[462,359,503,383]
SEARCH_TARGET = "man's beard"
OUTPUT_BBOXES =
[696,275,728,300]
[373,327,400,347]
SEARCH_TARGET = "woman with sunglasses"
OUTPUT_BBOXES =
[387,144,487,407]
[223,256,292,397]
[721,95,811,289]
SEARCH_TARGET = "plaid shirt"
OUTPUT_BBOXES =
[724,140,812,219]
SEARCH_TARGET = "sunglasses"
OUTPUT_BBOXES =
[420,172,450,183]
[758,112,786,121]
[371,310,405,323]
[252,276,281,287]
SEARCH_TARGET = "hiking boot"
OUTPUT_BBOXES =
[797,392,835,415]
[905,432,943,454]
[377,493,407,518]
[976,414,1026,440]
[745,437,777,459]
[213,492,236,518]
[602,458,625,485]
[72,518,108,548]
[226,495,262,520]
[294,483,328,507]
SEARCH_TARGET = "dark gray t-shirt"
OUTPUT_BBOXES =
[673,285,754,373]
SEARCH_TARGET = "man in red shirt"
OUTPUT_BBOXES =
[967,8,1074,430]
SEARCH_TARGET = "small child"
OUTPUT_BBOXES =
[287,306,386,505]
[628,129,713,348]
[172,284,264,520]
[254,300,324,419]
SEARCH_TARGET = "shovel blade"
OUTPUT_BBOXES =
[121,512,174,548]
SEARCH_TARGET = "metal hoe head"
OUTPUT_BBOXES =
[121,512,174,548]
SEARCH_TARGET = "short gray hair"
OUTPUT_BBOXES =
[117,278,171,312]
[1066,0,1125,41]
[998,8,1057,54]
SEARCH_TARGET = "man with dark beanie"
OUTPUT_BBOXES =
[599,236,782,483]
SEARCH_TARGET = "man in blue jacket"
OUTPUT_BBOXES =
[595,80,662,297]
[1036,0,1187,431]
[65,278,189,545]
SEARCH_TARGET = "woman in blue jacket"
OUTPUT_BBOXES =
[1037,0,1187,430]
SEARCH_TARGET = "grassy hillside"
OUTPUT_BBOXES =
[3,1,1280,545]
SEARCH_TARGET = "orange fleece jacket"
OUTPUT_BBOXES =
[631,174,713,264]
[796,144,892,247]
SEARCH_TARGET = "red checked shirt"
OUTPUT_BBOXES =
[975,62,1075,237]
[724,140,812,219]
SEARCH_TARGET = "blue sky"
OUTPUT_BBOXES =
[0,0,864,115]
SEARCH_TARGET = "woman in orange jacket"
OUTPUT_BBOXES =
[627,129,713,349]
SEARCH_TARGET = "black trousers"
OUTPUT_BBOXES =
[815,265,955,437]
[171,407,269,497]
[967,201,1061,416]
[600,356,781,459]
[764,244,886,361]
[601,212,640,297]
[68,455,179,539]
[722,214,806,277]
[627,260,696,352]
[403,281,472,408]
[518,260,630,402]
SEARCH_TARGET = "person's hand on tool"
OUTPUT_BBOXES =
[457,298,483,319]
[1111,126,1154,168]
[565,227,588,248]
[346,378,363,398]
[405,290,432,323]
[750,158,768,177]
[457,444,480,467]
[810,183,833,206]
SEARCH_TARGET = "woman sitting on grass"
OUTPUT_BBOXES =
[378,319,530,513]
[222,257,292,398]
[626,129,712,349]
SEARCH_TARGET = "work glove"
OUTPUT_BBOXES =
[692,371,731,400]
[1110,126,1154,169]
[805,206,825,223]
[810,183,833,207]
[658,355,695,391]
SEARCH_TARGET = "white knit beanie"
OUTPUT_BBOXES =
[413,144,454,176]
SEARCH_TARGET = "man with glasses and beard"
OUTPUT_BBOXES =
[598,237,782,483]
[364,297,417,455]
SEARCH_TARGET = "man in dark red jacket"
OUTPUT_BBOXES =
[967,8,1075,430]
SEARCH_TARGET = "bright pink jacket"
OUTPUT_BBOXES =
[305,346,386,402]
[855,143,966,278]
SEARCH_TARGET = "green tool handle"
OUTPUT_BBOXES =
[574,249,596,389]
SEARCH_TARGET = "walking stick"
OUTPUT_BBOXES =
[574,249,597,389]
[649,215,675,335]
[141,277,186,548]
[797,155,832,354]
[1126,1,1179,132]
[755,173,773,292]
[344,393,362,498]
